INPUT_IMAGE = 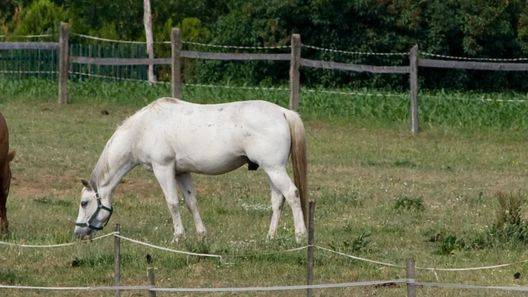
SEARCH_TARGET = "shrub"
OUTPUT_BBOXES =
[12,0,66,36]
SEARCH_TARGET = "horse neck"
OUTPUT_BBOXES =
[90,131,137,200]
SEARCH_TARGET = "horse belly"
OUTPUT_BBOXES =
[175,154,246,175]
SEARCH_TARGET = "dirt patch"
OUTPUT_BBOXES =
[11,175,161,200]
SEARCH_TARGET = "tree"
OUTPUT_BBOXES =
[12,0,66,35]
[144,0,155,82]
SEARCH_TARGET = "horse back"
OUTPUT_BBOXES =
[132,99,294,174]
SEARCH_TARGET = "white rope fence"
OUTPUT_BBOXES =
[114,233,222,259]
[178,40,290,50]
[0,284,151,291]
[72,32,290,51]
[302,43,408,57]
[70,33,149,45]
[0,232,114,248]
[150,279,408,293]
[2,232,528,294]
[3,279,528,294]
[0,280,407,293]
[1,233,528,272]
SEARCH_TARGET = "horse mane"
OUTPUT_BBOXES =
[89,138,112,190]
[87,99,171,189]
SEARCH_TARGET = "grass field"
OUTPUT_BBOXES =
[1,79,528,296]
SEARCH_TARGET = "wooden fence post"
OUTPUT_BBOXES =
[114,224,121,297]
[409,45,419,135]
[147,267,156,297]
[58,22,69,105]
[406,257,416,297]
[171,27,182,99]
[306,201,315,297]
[289,34,301,111]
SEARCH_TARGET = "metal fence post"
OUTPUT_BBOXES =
[171,27,182,99]
[289,34,301,111]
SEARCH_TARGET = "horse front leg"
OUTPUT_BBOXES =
[176,173,206,239]
[0,199,8,234]
[153,163,185,242]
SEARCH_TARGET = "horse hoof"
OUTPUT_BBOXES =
[197,231,207,241]
[295,232,307,244]
[172,233,185,243]
[0,223,8,235]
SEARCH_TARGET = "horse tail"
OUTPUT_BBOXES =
[284,110,308,226]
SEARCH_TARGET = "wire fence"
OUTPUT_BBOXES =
[0,34,58,80]
[3,31,528,105]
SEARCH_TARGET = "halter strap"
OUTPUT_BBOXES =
[75,191,113,231]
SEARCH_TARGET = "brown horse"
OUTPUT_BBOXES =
[0,112,15,234]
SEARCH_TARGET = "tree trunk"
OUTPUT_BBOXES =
[143,0,156,83]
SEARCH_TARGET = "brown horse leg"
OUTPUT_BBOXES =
[0,203,8,234]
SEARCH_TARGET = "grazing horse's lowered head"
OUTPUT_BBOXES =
[0,112,15,234]
[73,179,113,239]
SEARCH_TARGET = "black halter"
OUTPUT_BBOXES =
[75,191,113,231]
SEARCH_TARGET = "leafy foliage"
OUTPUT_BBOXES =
[12,0,66,35]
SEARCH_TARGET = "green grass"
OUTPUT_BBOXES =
[1,78,528,296]
[4,78,528,130]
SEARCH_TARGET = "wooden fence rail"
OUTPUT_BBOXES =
[4,23,528,134]
[419,58,528,71]
[0,42,59,50]
[300,58,410,73]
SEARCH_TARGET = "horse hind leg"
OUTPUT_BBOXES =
[265,167,307,243]
[176,173,206,239]
[152,163,185,242]
[266,183,284,240]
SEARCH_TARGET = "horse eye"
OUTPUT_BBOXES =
[80,201,88,207]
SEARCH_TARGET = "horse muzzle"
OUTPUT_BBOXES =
[74,225,94,240]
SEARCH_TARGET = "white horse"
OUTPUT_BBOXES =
[74,98,308,242]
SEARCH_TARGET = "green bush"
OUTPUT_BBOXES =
[12,0,66,36]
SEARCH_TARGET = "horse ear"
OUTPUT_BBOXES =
[81,179,92,190]
[89,180,97,192]
[8,150,15,162]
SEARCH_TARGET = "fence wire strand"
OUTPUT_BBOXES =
[302,43,408,57]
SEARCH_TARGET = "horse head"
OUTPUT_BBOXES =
[73,178,113,239]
